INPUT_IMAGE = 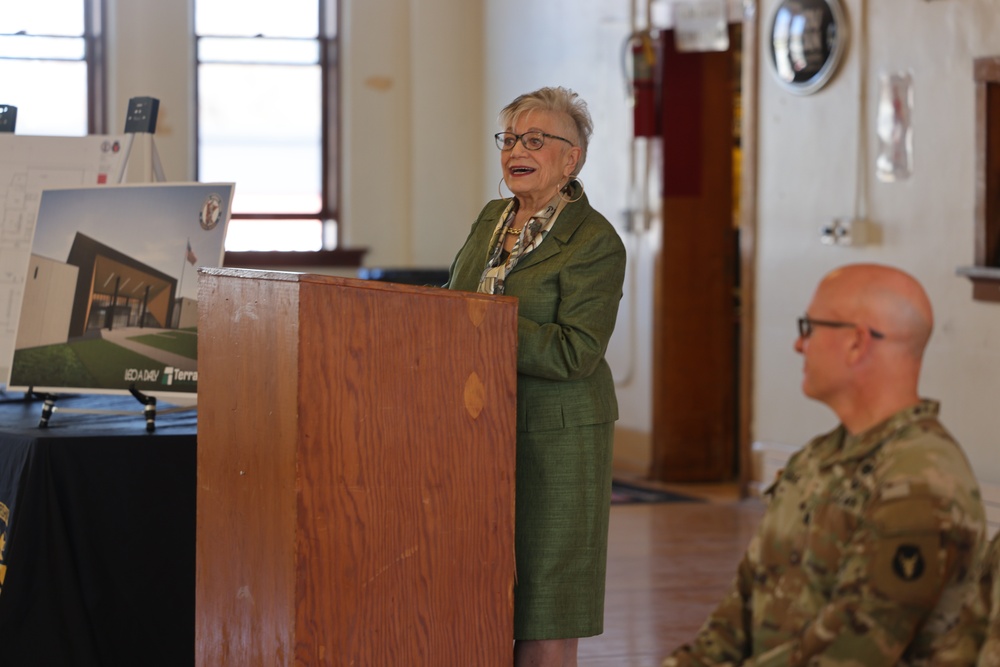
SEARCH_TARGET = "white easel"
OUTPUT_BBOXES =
[114,131,166,184]
[115,95,165,184]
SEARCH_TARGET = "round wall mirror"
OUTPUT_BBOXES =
[769,0,849,95]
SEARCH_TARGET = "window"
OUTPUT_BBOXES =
[0,0,104,136]
[195,0,338,252]
[958,56,1000,303]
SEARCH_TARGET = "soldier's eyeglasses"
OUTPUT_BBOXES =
[797,316,885,339]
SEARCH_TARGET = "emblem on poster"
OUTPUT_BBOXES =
[200,193,223,230]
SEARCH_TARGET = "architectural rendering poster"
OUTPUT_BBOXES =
[7,183,234,396]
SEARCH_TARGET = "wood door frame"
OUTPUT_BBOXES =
[650,12,758,496]
[736,9,759,498]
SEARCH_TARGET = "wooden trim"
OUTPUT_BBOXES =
[974,56,1000,83]
[966,56,1000,302]
[613,426,653,477]
[223,248,366,269]
[737,9,759,499]
[975,75,988,265]
[972,279,1000,302]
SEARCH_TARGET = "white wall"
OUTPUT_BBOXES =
[106,0,195,182]
[332,0,487,268]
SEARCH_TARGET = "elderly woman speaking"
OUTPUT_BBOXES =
[445,87,626,667]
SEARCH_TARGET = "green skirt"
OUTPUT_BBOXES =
[513,422,615,640]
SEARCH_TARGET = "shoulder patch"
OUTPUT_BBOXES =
[891,544,925,582]
[871,533,942,607]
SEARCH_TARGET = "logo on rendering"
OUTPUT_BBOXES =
[161,367,198,385]
[124,368,161,383]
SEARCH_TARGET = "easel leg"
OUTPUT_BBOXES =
[39,395,56,428]
[128,384,158,433]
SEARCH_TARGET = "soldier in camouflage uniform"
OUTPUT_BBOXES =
[664,264,986,667]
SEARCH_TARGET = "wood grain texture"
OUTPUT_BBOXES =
[196,269,301,666]
[195,269,518,666]
[578,500,764,667]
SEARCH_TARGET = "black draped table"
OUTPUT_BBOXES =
[0,393,196,667]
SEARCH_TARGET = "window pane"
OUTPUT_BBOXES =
[0,60,87,135]
[196,0,317,38]
[202,143,323,213]
[323,0,337,37]
[224,219,322,251]
[0,35,86,60]
[198,37,319,65]
[199,63,321,215]
[0,0,84,36]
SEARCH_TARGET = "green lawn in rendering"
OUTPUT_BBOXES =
[11,338,166,390]
[128,330,198,359]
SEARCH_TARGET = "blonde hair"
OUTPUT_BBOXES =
[498,86,593,177]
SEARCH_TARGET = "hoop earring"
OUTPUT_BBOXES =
[559,177,584,204]
[498,177,514,200]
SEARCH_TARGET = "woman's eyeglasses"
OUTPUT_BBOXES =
[495,131,574,151]
[797,316,885,339]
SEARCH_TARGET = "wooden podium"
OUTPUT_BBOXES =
[195,268,518,666]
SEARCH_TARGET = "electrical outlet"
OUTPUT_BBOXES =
[821,218,868,246]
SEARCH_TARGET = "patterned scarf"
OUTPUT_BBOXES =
[476,191,569,295]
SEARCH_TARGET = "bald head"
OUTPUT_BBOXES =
[798,264,934,432]
[814,264,933,360]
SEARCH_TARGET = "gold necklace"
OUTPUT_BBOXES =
[505,226,522,236]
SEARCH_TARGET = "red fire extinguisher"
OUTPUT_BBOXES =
[628,31,659,137]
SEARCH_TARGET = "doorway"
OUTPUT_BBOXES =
[650,21,756,490]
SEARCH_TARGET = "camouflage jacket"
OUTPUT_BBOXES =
[664,400,986,667]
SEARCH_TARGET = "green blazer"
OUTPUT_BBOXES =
[446,192,626,433]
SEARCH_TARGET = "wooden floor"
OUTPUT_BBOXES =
[577,491,765,667]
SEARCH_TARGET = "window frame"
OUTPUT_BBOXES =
[958,56,1000,302]
[86,0,107,134]
[0,0,107,135]
[194,0,360,266]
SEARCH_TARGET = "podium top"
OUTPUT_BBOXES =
[198,266,515,304]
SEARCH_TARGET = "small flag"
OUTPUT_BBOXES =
[185,240,198,265]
